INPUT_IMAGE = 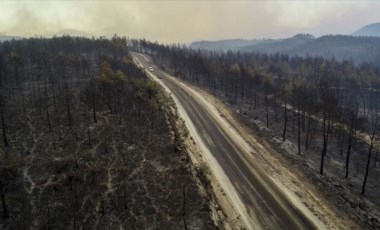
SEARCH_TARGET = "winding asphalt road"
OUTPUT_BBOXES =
[131,52,318,230]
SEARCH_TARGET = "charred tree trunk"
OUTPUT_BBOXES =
[0,105,8,147]
[339,131,345,156]
[305,115,312,150]
[297,100,301,155]
[123,190,128,210]
[91,92,97,123]
[87,125,91,146]
[0,180,7,218]
[46,107,52,132]
[65,90,72,126]
[346,114,356,178]
[265,96,269,128]
[320,113,330,175]
[254,87,258,110]
[362,118,378,195]
[282,101,287,141]
[375,145,379,168]
[345,135,353,178]
[182,187,188,230]
[100,194,105,215]
[46,200,51,230]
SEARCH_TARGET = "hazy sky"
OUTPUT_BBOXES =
[0,1,379,43]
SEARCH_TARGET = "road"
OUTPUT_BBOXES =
[131,52,320,230]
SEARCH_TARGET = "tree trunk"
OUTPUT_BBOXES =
[0,107,8,147]
[91,93,97,123]
[87,125,91,146]
[65,92,72,126]
[345,135,353,178]
[320,114,329,175]
[346,114,356,178]
[375,145,379,168]
[182,188,188,230]
[362,142,373,195]
[282,101,287,141]
[265,96,269,128]
[254,88,257,110]
[47,200,51,230]
[21,91,26,114]
[297,100,301,155]
[107,93,112,114]
[305,115,311,150]
[0,180,7,218]
[124,190,128,210]
[46,107,52,132]
[100,195,105,215]
[362,118,378,195]
[234,82,238,105]
[339,132,345,156]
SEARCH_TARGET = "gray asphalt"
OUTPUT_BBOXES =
[132,52,317,230]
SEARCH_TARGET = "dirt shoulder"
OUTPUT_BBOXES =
[137,58,242,229]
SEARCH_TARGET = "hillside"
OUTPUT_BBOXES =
[0,37,216,229]
[352,22,380,37]
[191,34,380,66]
[190,39,274,51]
[241,34,314,54]
[242,35,380,65]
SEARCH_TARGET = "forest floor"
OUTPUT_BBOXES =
[168,76,380,229]
[0,76,217,229]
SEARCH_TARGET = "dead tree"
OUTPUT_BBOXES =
[345,108,358,178]
[182,187,188,230]
[0,96,8,147]
[320,113,332,175]
[282,100,288,141]
[361,116,378,195]
[318,76,338,175]
[0,180,7,218]
[375,145,379,167]
[46,200,51,230]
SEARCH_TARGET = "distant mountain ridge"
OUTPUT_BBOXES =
[190,34,315,52]
[0,35,23,42]
[53,29,92,38]
[352,22,380,37]
[191,39,274,51]
[190,33,380,66]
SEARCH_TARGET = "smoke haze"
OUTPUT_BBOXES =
[0,1,379,43]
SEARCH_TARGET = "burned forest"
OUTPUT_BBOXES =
[0,37,216,229]
[133,40,380,228]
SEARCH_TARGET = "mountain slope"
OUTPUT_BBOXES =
[241,35,380,65]
[191,34,380,66]
[242,34,314,54]
[190,39,275,51]
[352,22,380,37]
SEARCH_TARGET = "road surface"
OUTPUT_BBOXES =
[131,52,320,230]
